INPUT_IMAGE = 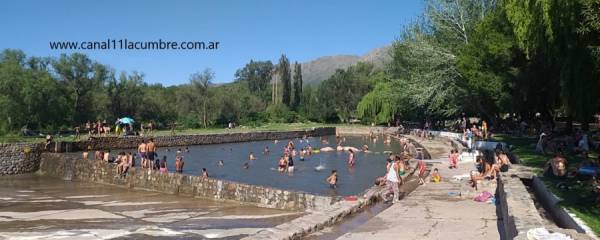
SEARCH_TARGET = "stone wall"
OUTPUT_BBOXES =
[0,143,42,175]
[71,127,336,151]
[498,166,594,240]
[39,153,333,211]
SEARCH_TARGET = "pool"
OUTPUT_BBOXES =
[81,135,402,196]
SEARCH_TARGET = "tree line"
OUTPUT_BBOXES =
[1,0,599,135]
[357,0,600,131]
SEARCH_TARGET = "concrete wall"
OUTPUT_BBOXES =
[498,166,593,240]
[72,127,336,151]
[39,153,333,211]
[530,176,586,233]
[0,143,42,175]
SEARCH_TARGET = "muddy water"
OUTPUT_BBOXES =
[0,174,302,240]
[80,135,402,196]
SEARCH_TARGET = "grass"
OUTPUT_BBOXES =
[0,134,84,144]
[494,134,600,236]
[0,122,373,143]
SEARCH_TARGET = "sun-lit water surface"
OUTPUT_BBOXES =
[84,135,402,196]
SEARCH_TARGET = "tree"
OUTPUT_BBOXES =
[177,68,214,128]
[318,63,374,122]
[278,55,292,107]
[504,0,600,129]
[292,62,303,110]
[0,49,68,132]
[234,60,273,102]
[53,53,108,123]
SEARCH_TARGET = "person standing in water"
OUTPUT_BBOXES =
[249,152,256,160]
[326,170,338,189]
[348,149,356,167]
[159,156,168,173]
[201,168,209,179]
[287,155,295,173]
[146,138,157,171]
[138,141,147,168]
[175,155,184,173]
[278,156,287,172]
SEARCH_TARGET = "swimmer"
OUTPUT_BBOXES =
[362,144,370,152]
[274,140,279,144]
[321,147,335,152]
[185,147,190,153]
[249,152,256,160]
[263,146,270,154]
[326,170,338,189]
[217,160,224,166]
[243,162,250,169]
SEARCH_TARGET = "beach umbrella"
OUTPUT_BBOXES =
[119,117,135,125]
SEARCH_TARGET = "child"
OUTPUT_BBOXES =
[431,168,441,183]
[348,149,355,167]
[201,168,209,179]
[327,170,338,189]
[159,156,167,174]
[418,159,427,185]
[449,150,457,169]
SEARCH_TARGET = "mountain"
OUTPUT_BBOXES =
[300,45,392,85]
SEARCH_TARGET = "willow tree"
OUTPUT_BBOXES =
[504,0,600,128]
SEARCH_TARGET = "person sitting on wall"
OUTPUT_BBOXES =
[44,135,53,150]
[544,150,568,178]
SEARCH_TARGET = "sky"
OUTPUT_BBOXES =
[0,0,424,85]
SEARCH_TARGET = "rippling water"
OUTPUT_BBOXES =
[81,135,402,196]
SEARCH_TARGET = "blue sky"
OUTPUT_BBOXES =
[0,0,423,85]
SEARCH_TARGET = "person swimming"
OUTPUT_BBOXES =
[249,152,256,160]
[243,162,250,169]
[326,170,338,189]
[217,160,224,166]
[263,146,270,154]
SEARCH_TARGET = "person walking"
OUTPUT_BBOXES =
[384,158,401,203]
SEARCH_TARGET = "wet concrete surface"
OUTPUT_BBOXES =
[335,137,500,240]
[304,175,422,240]
[0,174,303,239]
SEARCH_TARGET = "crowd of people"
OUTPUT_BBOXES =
[75,120,158,138]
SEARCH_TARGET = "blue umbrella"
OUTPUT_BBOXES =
[118,117,135,125]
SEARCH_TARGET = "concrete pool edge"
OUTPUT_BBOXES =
[38,153,336,211]
[242,185,387,240]
[68,127,336,151]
